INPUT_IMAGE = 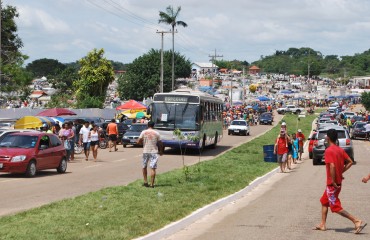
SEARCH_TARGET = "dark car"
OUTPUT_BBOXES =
[0,132,67,177]
[351,122,367,140]
[259,112,273,125]
[101,122,129,144]
[121,123,148,147]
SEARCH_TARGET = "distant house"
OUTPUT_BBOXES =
[192,62,218,80]
[29,90,48,99]
[350,76,370,88]
[249,65,261,75]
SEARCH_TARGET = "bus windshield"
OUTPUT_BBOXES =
[152,103,199,130]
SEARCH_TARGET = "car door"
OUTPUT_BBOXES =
[49,135,64,166]
[37,135,54,169]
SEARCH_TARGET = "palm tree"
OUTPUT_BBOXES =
[158,5,187,91]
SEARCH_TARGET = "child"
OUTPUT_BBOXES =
[292,134,299,163]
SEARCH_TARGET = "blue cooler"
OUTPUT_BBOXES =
[263,145,277,162]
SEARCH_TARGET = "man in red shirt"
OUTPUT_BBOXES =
[314,129,366,234]
[296,129,305,161]
[274,130,289,173]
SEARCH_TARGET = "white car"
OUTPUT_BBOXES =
[228,120,250,136]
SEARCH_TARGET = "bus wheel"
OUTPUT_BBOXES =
[211,133,218,149]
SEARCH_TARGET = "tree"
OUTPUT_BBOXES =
[73,48,115,108]
[361,92,370,111]
[159,5,188,91]
[117,49,191,100]
[26,58,66,78]
[1,4,31,100]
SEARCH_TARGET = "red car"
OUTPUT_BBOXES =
[0,132,67,177]
[308,130,317,159]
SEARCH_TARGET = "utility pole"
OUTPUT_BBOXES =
[209,49,223,88]
[171,29,178,92]
[156,30,171,93]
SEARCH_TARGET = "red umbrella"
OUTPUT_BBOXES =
[36,108,77,117]
[116,100,147,110]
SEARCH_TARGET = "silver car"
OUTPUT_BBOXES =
[312,125,354,165]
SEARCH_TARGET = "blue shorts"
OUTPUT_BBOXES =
[83,142,91,150]
[142,153,159,169]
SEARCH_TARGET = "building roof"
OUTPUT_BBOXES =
[29,90,48,99]
[192,62,218,68]
[249,65,260,70]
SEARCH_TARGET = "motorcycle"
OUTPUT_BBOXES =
[99,132,108,149]
[307,108,314,114]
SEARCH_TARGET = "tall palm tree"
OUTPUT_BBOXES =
[158,5,187,91]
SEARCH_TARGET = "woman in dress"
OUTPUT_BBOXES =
[59,122,74,161]
[292,134,299,164]
[89,124,100,161]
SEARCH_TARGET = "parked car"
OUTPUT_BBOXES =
[277,105,304,115]
[312,126,354,165]
[101,122,129,144]
[0,132,67,177]
[228,120,250,136]
[351,122,367,140]
[259,112,273,125]
[121,123,148,147]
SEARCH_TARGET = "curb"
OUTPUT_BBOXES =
[136,114,312,240]
[135,118,284,240]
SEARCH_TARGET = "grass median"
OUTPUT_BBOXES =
[0,114,316,240]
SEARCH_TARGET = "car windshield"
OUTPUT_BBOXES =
[355,123,366,128]
[0,135,38,148]
[231,121,247,126]
[129,125,147,132]
[317,130,346,140]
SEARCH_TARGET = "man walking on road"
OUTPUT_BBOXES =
[274,129,289,173]
[137,121,163,188]
[79,121,91,161]
[106,119,118,152]
[314,129,366,234]
[296,129,305,161]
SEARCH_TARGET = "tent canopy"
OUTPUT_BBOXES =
[116,100,147,110]
[14,116,56,129]
[36,108,76,117]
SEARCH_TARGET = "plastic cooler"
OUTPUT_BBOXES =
[263,145,277,162]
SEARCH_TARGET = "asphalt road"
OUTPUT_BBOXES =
[164,137,370,240]
[0,114,283,217]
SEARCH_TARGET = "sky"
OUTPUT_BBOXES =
[2,0,370,65]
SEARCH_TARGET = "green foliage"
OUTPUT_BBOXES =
[74,48,115,108]
[117,49,191,100]
[158,5,188,28]
[214,59,249,71]
[26,58,66,78]
[361,92,370,111]
[253,47,370,78]
[46,93,74,108]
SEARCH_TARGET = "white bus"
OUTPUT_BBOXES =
[149,89,223,151]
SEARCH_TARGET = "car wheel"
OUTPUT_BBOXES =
[313,158,320,165]
[228,131,231,135]
[99,140,107,149]
[123,144,127,148]
[309,152,313,159]
[57,157,67,173]
[26,161,37,177]
[247,131,250,136]
[199,135,206,153]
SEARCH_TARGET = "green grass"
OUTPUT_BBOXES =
[0,114,316,240]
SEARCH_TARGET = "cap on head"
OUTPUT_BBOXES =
[281,122,286,126]
[298,129,302,132]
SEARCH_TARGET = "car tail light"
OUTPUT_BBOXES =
[346,139,351,145]
[314,140,318,146]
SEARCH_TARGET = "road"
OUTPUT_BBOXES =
[164,138,370,239]
[0,114,283,217]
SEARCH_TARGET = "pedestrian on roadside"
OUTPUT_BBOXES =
[59,122,74,161]
[106,119,118,152]
[313,129,366,234]
[69,121,76,161]
[362,173,370,183]
[292,134,299,164]
[274,129,289,173]
[296,129,305,161]
[89,124,100,161]
[137,121,163,188]
[79,121,91,161]
[286,133,293,170]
